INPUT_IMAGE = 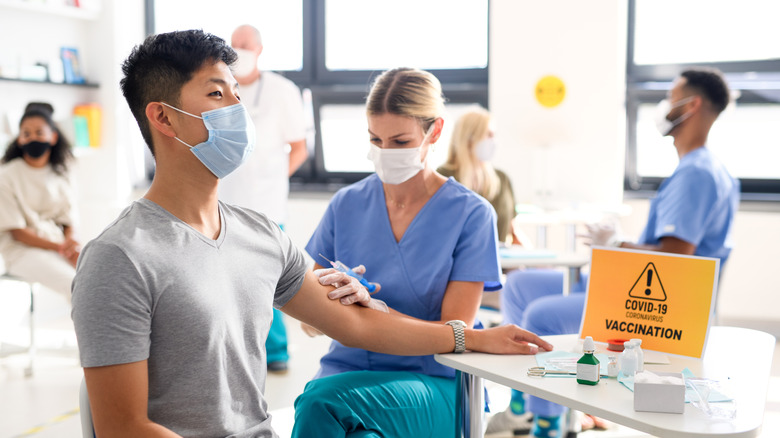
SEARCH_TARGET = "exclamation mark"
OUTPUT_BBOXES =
[645,269,653,296]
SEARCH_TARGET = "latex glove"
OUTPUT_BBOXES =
[581,222,619,247]
[314,268,387,312]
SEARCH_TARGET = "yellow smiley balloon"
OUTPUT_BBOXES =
[535,75,566,108]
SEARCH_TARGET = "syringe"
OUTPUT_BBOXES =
[318,254,377,293]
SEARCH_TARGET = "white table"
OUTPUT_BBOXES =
[499,247,590,295]
[435,326,775,438]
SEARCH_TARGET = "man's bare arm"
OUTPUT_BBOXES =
[283,270,553,355]
[84,361,181,438]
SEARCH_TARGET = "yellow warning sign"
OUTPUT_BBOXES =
[628,263,667,301]
[579,247,720,358]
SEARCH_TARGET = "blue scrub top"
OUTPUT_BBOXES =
[639,147,739,264]
[306,175,501,379]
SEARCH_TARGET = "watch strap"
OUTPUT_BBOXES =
[445,320,466,353]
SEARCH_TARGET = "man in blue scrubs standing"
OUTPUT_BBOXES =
[488,68,740,437]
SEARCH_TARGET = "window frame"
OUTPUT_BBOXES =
[625,0,780,201]
[147,0,490,188]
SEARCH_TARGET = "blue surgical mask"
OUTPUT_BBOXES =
[161,102,256,178]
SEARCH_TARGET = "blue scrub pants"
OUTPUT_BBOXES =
[266,308,289,364]
[291,370,456,438]
[501,270,588,417]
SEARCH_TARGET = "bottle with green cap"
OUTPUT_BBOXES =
[577,336,600,385]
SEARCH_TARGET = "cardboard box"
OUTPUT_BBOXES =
[633,372,685,414]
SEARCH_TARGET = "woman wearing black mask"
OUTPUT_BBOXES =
[0,104,79,303]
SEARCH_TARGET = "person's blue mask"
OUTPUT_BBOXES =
[161,102,256,178]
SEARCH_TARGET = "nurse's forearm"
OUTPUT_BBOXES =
[620,236,696,255]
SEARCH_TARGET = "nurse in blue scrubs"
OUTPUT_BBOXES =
[292,67,503,437]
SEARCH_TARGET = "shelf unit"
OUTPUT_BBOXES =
[0,76,99,88]
[0,0,100,20]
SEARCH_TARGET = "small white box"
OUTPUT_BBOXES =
[633,372,685,414]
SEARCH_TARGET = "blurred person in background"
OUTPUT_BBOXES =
[0,102,79,302]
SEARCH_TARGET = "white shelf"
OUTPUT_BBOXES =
[0,0,100,20]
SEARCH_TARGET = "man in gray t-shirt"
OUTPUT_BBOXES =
[73,200,306,437]
[72,29,551,437]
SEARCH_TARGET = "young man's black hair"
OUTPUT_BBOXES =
[120,29,237,154]
[680,68,730,115]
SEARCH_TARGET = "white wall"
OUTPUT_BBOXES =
[489,0,627,210]
[0,1,146,243]
[76,0,147,242]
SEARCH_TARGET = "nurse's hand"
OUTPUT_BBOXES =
[467,324,554,355]
[314,268,386,312]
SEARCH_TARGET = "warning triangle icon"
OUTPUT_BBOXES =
[628,262,667,301]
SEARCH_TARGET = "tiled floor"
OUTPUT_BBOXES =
[1,285,779,438]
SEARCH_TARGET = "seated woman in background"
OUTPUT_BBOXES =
[438,107,527,246]
[0,103,80,301]
[292,68,523,437]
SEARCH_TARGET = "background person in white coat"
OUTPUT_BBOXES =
[219,24,308,373]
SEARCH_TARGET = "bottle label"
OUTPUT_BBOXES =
[577,363,600,382]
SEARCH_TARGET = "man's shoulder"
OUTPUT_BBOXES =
[673,151,722,186]
[85,202,145,246]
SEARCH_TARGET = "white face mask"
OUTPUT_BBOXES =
[475,137,496,162]
[232,48,258,77]
[655,96,694,136]
[367,124,434,185]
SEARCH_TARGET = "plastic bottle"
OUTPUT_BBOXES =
[607,355,619,377]
[619,341,637,377]
[577,336,600,385]
[630,338,644,372]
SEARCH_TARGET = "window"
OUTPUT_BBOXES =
[633,0,780,66]
[152,0,303,72]
[626,0,780,200]
[324,0,488,71]
[148,0,489,187]
[319,102,487,174]
[635,102,780,180]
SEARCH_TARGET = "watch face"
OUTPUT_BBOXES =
[448,320,466,328]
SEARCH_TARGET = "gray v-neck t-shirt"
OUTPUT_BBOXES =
[72,198,307,437]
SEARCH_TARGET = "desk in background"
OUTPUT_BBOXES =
[436,326,775,438]
[499,246,590,295]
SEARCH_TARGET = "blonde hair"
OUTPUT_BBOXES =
[366,67,445,132]
[441,107,500,199]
